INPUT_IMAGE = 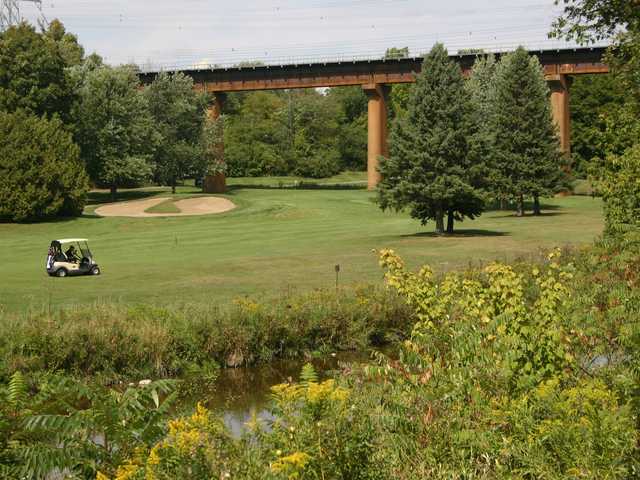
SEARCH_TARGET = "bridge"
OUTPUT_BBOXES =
[139,46,609,192]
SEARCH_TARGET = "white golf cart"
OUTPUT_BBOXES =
[46,239,101,277]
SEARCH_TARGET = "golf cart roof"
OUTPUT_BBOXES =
[55,239,89,244]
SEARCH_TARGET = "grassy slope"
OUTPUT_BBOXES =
[0,183,603,312]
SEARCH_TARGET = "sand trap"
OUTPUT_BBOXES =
[95,196,236,218]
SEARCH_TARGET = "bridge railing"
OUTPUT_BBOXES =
[136,40,609,74]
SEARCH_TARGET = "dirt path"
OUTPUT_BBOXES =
[94,196,236,218]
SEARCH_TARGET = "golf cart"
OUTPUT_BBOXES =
[46,239,101,277]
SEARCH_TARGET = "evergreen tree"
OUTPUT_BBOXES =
[490,47,562,216]
[466,55,501,205]
[378,43,484,234]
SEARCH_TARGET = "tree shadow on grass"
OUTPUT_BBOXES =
[401,229,508,239]
[0,213,104,225]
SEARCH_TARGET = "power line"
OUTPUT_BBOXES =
[0,0,47,31]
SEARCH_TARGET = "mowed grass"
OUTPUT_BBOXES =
[0,182,603,312]
[145,198,182,214]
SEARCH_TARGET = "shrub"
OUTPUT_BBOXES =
[0,110,89,222]
[293,148,342,179]
[0,287,413,379]
[600,144,640,235]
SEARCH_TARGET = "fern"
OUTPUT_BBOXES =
[8,371,27,411]
[300,363,318,385]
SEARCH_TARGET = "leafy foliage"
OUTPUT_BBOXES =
[224,88,365,178]
[550,0,640,44]
[0,22,75,122]
[44,19,85,68]
[0,375,178,479]
[75,65,159,196]
[95,240,640,479]
[570,74,627,174]
[144,72,208,192]
[0,110,89,222]
[599,145,640,234]
[0,287,412,379]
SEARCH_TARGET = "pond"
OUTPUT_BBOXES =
[204,350,382,437]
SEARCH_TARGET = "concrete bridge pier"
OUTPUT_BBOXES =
[548,74,572,156]
[363,84,390,190]
[203,93,227,194]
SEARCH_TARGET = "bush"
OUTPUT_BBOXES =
[0,287,413,379]
[293,148,342,178]
[600,144,640,235]
[0,110,88,222]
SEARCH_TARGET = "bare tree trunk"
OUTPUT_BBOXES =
[110,185,117,202]
[446,210,455,234]
[533,195,541,216]
[500,198,506,210]
[516,194,525,217]
[172,178,176,195]
[435,207,445,235]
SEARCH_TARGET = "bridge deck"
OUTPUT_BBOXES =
[138,47,608,92]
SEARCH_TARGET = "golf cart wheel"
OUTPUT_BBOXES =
[91,266,101,276]
[56,268,68,278]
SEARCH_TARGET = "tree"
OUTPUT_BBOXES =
[570,74,626,174]
[384,47,409,59]
[199,113,225,180]
[0,22,74,122]
[465,55,501,204]
[385,47,413,120]
[552,0,640,234]
[599,145,640,235]
[44,19,85,67]
[327,86,368,170]
[225,91,288,177]
[0,110,88,222]
[288,89,342,178]
[550,0,640,44]
[225,89,344,178]
[76,65,159,199]
[490,48,563,216]
[144,72,208,193]
[377,43,484,234]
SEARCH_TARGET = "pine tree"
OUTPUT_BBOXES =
[378,43,484,234]
[490,47,562,216]
[466,55,502,206]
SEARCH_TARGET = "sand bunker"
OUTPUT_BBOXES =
[95,196,236,218]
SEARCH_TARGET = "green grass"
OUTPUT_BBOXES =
[227,171,368,188]
[571,178,596,196]
[0,184,603,312]
[145,198,182,214]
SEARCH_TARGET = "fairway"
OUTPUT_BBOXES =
[0,183,603,312]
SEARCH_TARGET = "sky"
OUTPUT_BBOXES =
[18,0,579,69]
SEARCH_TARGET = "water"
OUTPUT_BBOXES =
[205,351,378,437]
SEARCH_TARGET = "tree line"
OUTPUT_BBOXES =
[0,21,217,222]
